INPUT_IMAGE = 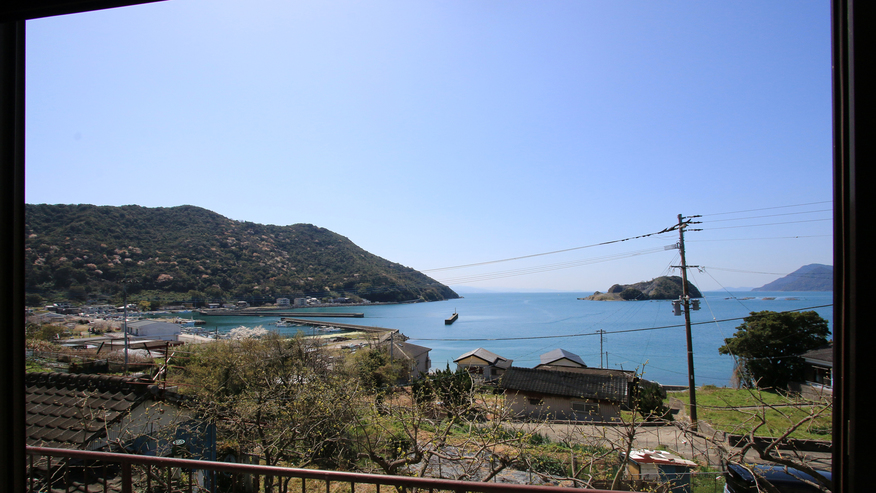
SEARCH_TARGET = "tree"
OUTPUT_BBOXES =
[348,346,405,394]
[619,287,645,301]
[178,333,357,483]
[412,365,473,419]
[719,311,830,389]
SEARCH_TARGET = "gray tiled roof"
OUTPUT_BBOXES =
[26,372,151,449]
[499,366,629,402]
[802,344,832,366]
[454,347,512,368]
[538,348,587,367]
[393,341,431,359]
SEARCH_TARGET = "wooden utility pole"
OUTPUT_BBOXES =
[676,214,699,430]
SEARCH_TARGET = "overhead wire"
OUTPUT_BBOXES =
[408,304,831,342]
[421,227,679,272]
[688,235,830,242]
[703,209,831,223]
[702,219,831,230]
[432,246,669,285]
[699,201,831,217]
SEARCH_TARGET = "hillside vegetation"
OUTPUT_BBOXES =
[25,204,458,305]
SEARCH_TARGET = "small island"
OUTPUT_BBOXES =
[580,276,702,301]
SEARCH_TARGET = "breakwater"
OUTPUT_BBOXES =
[198,310,364,318]
[281,318,397,336]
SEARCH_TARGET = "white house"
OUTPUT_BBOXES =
[125,320,182,341]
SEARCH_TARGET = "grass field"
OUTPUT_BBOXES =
[669,386,832,441]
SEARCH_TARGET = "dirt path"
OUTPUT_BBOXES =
[514,421,832,469]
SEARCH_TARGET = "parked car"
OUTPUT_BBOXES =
[723,463,831,493]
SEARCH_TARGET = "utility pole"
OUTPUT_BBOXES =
[674,214,701,430]
[597,329,606,368]
[122,276,129,375]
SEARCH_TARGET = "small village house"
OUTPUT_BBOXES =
[534,348,588,371]
[624,449,698,493]
[387,340,431,382]
[791,343,832,398]
[26,372,215,489]
[125,320,182,341]
[454,347,512,382]
[499,366,630,421]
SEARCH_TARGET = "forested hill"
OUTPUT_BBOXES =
[752,264,833,291]
[583,276,702,301]
[25,204,458,305]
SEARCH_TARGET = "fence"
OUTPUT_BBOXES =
[26,446,627,493]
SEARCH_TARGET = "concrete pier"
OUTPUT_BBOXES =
[281,318,397,336]
[198,310,364,318]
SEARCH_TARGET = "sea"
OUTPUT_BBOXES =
[177,291,833,388]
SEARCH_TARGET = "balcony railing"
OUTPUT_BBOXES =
[26,446,625,493]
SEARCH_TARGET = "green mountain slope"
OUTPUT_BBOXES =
[752,264,833,291]
[25,204,458,304]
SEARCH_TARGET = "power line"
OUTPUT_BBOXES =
[703,209,831,223]
[688,235,830,242]
[703,218,831,230]
[704,266,832,278]
[409,304,832,342]
[421,226,678,273]
[432,247,668,285]
[700,201,832,217]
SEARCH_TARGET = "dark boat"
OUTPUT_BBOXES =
[445,311,458,325]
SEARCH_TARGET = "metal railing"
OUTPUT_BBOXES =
[26,446,624,493]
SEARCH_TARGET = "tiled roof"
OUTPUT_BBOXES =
[499,366,629,402]
[537,348,587,367]
[393,341,431,359]
[454,347,512,368]
[26,372,152,449]
[802,344,833,366]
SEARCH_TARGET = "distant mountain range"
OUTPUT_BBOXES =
[25,204,458,305]
[752,264,833,291]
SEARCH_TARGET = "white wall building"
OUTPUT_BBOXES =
[125,320,182,341]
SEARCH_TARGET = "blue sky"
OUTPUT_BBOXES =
[25,0,833,292]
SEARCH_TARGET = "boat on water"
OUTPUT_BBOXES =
[276,320,291,327]
[445,311,458,325]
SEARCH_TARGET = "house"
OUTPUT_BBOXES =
[237,301,250,308]
[26,372,215,489]
[534,348,588,370]
[387,340,431,382]
[454,347,513,382]
[276,298,291,307]
[791,344,832,398]
[125,320,182,341]
[26,372,213,456]
[95,338,184,356]
[624,449,698,493]
[498,366,631,421]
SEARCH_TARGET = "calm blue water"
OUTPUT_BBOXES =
[184,291,833,387]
